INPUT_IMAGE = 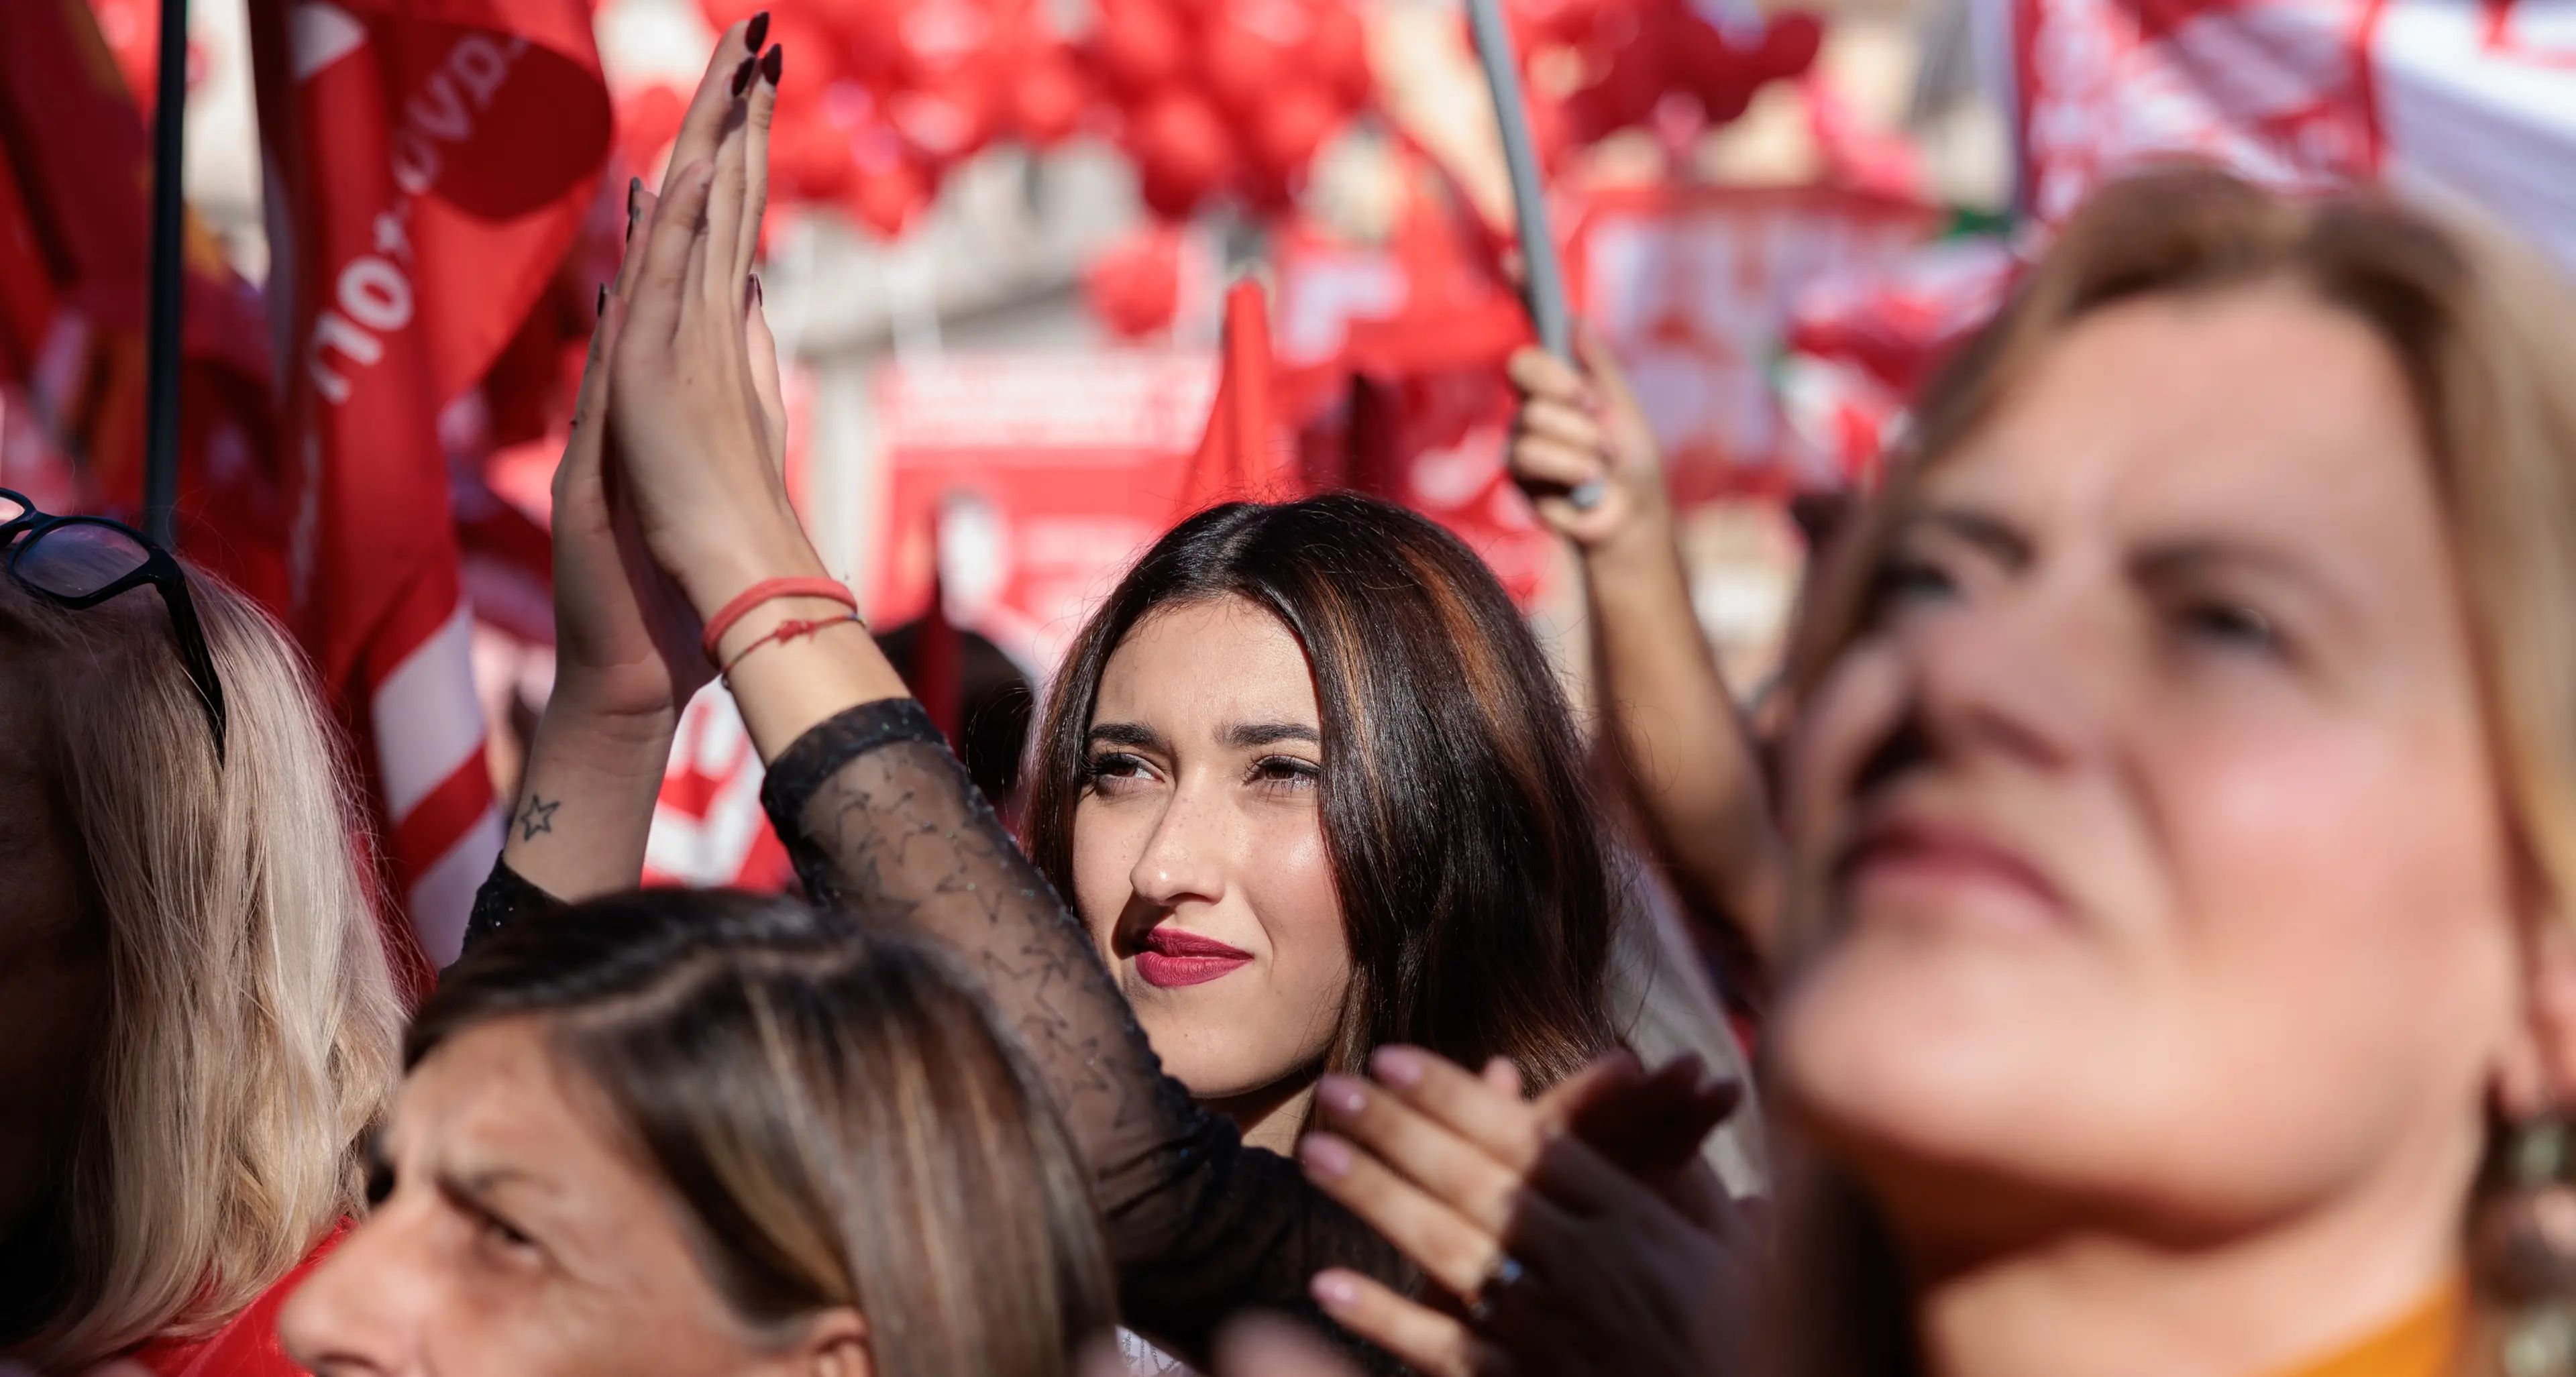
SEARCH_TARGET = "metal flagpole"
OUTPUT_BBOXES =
[142,0,190,547]
[1462,0,1602,510]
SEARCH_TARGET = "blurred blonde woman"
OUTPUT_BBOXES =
[0,510,402,1375]
[1286,169,2576,1377]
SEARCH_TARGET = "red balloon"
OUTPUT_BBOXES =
[849,159,934,236]
[888,66,998,169]
[616,85,687,172]
[1303,2,1372,109]
[1010,44,1089,144]
[1203,16,1295,118]
[772,105,858,201]
[696,0,766,33]
[1089,0,1188,97]
[1755,11,1823,82]
[1082,227,1185,338]
[896,0,997,82]
[1566,42,1662,141]
[1131,89,1235,218]
[1248,80,1340,179]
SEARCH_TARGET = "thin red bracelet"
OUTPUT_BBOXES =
[718,612,865,677]
[699,577,857,663]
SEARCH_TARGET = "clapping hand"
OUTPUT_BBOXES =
[1295,1047,1754,1377]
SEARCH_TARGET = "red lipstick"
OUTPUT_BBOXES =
[1134,926,1254,989]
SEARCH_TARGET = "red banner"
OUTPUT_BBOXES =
[249,0,608,968]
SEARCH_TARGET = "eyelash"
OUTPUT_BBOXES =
[1247,755,1320,794]
[1083,751,1320,795]
[1085,751,1153,796]
[1866,553,1960,624]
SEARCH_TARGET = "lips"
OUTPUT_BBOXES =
[1839,814,2067,924]
[1134,926,1254,989]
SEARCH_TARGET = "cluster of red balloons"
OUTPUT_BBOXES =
[658,0,1088,236]
[1505,0,1823,156]
[1088,0,1373,220]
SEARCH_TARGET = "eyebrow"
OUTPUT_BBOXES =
[1087,722,1169,753]
[1903,506,2033,569]
[1222,721,1321,750]
[2129,537,2351,621]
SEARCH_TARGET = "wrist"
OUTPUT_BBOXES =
[530,689,683,764]
[1582,506,1683,580]
[714,595,866,670]
[667,508,832,624]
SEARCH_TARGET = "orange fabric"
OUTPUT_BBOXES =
[2267,1276,2466,1377]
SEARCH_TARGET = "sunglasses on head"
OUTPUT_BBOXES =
[0,490,227,762]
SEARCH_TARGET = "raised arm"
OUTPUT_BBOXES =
[525,29,1409,1364]
[1506,342,1788,979]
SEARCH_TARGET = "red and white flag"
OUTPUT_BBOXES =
[248,0,609,971]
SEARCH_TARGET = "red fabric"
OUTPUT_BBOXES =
[246,0,610,967]
[130,1228,344,1377]
[1177,279,1299,514]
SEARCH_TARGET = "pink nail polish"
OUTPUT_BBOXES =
[1312,1274,1360,1308]
[1300,1134,1354,1177]
[1371,1046,1424,1088]
[1319,1074,1366,1117]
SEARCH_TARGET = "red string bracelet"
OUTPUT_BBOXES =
[699,577,857,663]
[718,612,865,677]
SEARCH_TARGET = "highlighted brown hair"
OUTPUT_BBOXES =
[1024,494,1619,1098]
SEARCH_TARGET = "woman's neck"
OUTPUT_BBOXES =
[1206,1075,1322,1156]
[1897,1144,2471,1377]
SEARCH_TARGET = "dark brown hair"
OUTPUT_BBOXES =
[1024,493,1619,1095]
[410,889,1116,1377]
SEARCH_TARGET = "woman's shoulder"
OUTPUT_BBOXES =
[127,1228,342,1377]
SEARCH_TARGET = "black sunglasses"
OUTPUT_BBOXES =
[0,490,227,761]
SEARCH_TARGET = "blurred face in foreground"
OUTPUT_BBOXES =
[1774,284,2547,1311]
[1072,596,1349,1143]
[280,1018,864,1377]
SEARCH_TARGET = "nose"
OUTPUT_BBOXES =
[1898,577,2103,775]
[1128,777,1228,911]
[277,1206,429,1376]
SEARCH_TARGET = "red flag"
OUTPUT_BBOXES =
[248,0,610,971]
[1177,277,1299,515]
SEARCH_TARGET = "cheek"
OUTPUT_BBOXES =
[1785,643,1910,854]
[1070,802,1144,952]
[1242,810,1350,1011]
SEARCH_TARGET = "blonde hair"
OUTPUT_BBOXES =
[410,889,1118,1377]
[1770,167,2576,1374]
[3,567,403,1368]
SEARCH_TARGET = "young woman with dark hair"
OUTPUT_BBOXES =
[462,26,1752,1370]
[1019,495,1620,1153]
[281,887,1116,1377]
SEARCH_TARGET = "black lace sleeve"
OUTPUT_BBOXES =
[761,700,1409,1368]
[459,855,566,959]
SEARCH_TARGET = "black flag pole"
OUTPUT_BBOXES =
[1462,0,1603,510]
[142,0,190,548]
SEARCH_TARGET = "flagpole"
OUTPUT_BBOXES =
[142,0,189,547]
[1462,0,1603,510]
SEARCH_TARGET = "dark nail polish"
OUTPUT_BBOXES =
[749,274,763,307]
[759,43,782,87]
[626,175,639,216]
[744,11,768,52]
[731,56,755,99]
[596,282,607,318]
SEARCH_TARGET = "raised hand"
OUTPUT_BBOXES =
[1295,1047,1751,1377]
[606,17,816,622]
[1505,339,1671,555]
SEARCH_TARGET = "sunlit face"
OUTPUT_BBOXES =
[1071,596,1350,1117]
[1773,285,2534,1254]
[0,674,105,1242]
[281,1017,859,1377]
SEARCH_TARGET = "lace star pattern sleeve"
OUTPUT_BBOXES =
[759,698,1408,1367]
[460,855,566,958]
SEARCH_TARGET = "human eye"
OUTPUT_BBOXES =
[1084,751,1157,797]
[2169,595,2286,659]
[1246,755,1320,797]
[458,1195,543,1269]
[363,1137,394,1209]
[1866,549,1963,627]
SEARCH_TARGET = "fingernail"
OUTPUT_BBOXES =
[748,274,763,306]
[759,43,782,87]
[731,56,755,98]
[1371,1046,1424,1089]
[596,282,606,318]
[1311,1273,1360,1309]
[744,11,769,52]
[1319,1074,1366,1119]
[1299,1134,1354,1178]
[627,175,640,217]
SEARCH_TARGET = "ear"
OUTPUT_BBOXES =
[2499,908,2576,1120]
[778,1307,869,1377]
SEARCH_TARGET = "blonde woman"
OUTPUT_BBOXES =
[282,886,1119,1376]
[1275,168,2576,1377]
[0,506,403,1374]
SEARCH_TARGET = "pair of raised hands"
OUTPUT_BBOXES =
[549,16,814,732]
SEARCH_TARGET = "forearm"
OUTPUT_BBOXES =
[1582,523,1785,959]
[501,695,679,901]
